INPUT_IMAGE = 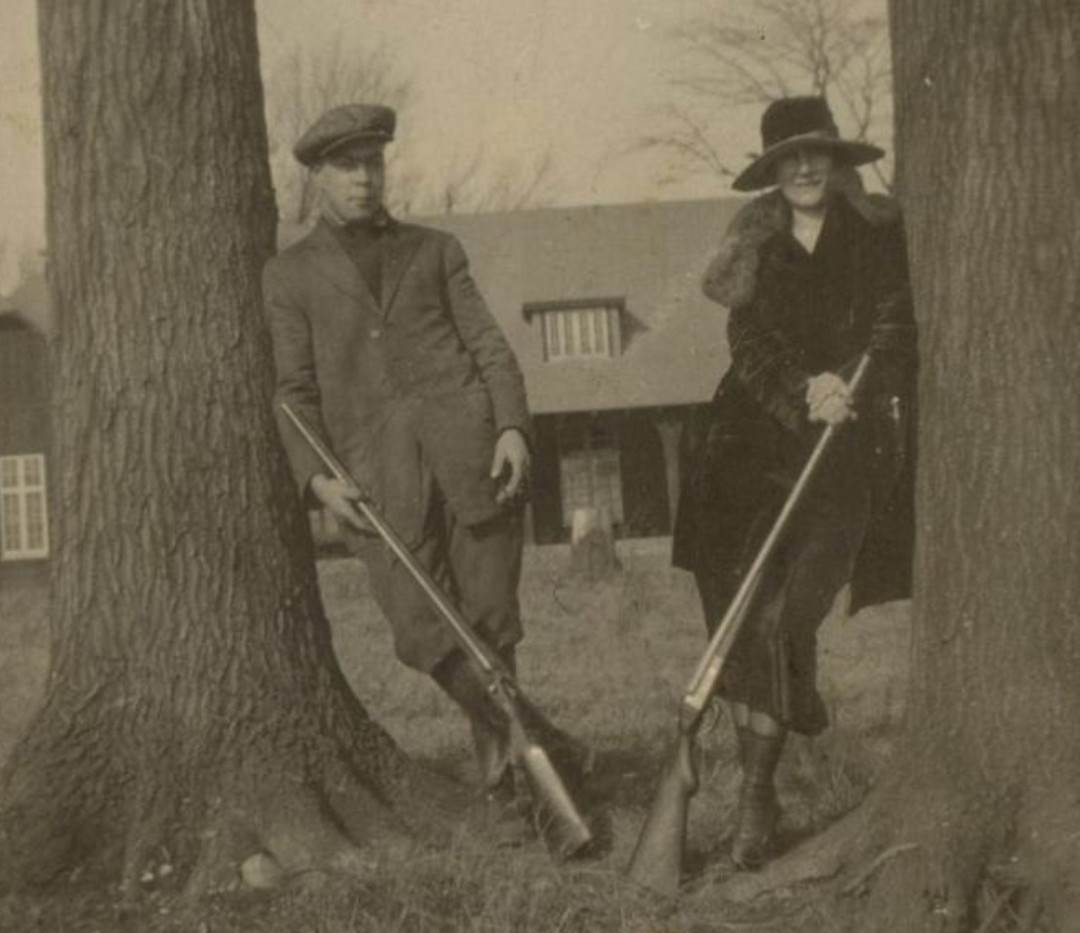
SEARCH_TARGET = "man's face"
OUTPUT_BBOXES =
[776,145,835,211]
[313,143,386,223]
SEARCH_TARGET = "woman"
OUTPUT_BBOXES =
[671,96,917,869]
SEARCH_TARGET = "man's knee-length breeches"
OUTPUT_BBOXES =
[350,498,524,673]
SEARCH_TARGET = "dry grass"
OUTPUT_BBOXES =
[0,541,910,932]
[0,574,50,768]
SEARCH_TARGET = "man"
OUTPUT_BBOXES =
[263,103,563,815]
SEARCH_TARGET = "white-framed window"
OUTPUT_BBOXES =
[537,303,623,361]
[0,454,49,560]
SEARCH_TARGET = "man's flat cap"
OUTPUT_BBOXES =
[293,104,396,167]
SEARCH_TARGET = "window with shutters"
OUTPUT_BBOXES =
[525,299,624,361]
[0,454,49,560]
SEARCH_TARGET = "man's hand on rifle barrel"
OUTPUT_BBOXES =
[309,474,377,536]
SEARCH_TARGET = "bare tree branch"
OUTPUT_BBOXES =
[632,0,894,189]
[412,146,560,216]
[502,150,558,212]
[627,104,736,185]
[264,40,560,223]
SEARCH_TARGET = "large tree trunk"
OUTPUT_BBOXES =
[0,0,455,898]
[858,3,1080,930]
[716,3,1080,927]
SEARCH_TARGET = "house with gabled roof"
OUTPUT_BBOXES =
[3,196,743,564]
[0,272,52,576]
[414,197,741,543]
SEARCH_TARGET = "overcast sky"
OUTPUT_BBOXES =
[1,0,888,289]
[256,0,754,206]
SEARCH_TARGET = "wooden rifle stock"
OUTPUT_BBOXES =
[626,353,873,894]
[279,402,593,859]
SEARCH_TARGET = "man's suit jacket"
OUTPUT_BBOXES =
[263,215,530,545]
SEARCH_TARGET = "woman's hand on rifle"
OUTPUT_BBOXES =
[806,371,857,425]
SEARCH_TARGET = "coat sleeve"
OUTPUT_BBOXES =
[440,233,533,442]
[726,293,811,435]
[262,258,330,501]
[864,217,918,397]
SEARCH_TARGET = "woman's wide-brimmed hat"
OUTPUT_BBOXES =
[732,96,885,192]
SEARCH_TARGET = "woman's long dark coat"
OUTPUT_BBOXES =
[672,190,918,616]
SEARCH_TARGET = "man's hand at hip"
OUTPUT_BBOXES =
[491,429,530,505]
[806,371,857,426]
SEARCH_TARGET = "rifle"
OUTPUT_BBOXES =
[626,353,872,894]
[279,401,593,860]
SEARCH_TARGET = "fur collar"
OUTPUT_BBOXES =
[703,181,901,308]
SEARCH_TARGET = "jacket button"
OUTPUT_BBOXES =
[369,328,382,339]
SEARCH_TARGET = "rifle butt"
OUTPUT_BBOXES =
[625,730,699,895]
[517,743,593,860]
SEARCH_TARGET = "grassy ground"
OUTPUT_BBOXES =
[0,540,909,932]
[0,574,50,770]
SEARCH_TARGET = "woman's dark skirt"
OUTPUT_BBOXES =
[693,450,871,736]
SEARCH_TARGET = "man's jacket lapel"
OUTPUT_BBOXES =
[380,222,425,317]
[305,221,381,314]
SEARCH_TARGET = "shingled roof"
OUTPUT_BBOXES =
[279,198,744,413]
[8,197,745,417]
[415,197,743,414]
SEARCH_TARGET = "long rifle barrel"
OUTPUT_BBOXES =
[279,402,593,858]
[681,353,873,717]
[627,352,873,894]
[279,403,498,677]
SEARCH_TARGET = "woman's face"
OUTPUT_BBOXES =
[776,145,835,211]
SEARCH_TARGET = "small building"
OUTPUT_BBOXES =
[425,197,740,543]
[5,197,744,564]
[0,307,51,577]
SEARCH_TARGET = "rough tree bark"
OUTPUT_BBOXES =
[860,3,1080,929]
[0,0,456,899]
[718,3,1080,929]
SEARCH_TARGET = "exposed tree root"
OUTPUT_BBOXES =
[180,755,455,898]
[860,827,983,933]
[0,692,117,890]
[855,767,1080,933]
[1016,773,1080,933]
[711,792,883,904]
[185,815,253,898]
[0,677,464,902]
[840,842,921,896]
[697,722,1080,933]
